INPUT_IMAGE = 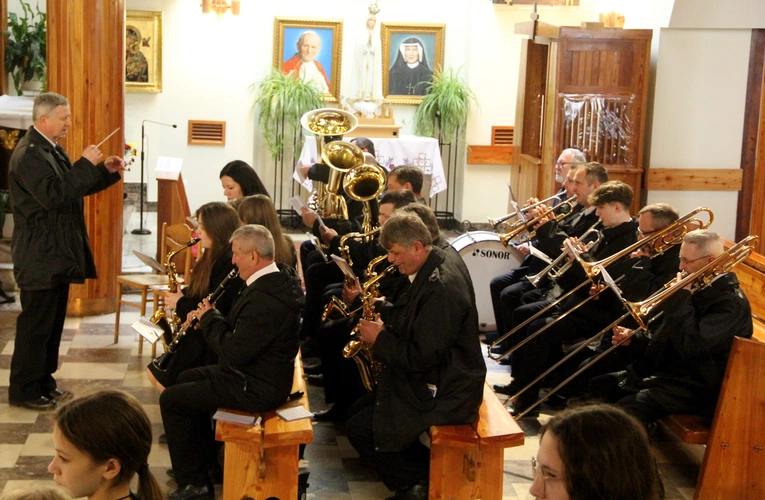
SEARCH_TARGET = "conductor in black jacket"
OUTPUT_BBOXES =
[161,225,304,500]
[8,92,124,410]
[347,212,485,499]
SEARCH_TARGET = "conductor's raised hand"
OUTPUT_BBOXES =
[81,144,104,165]
[104,155,127,174]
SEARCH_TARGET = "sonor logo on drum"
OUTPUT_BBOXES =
[472,248,516,260]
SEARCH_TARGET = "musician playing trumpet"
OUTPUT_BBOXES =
[588,230,753,428]
[347,213,485,499]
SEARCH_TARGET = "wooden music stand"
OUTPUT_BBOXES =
[156,172,191,259]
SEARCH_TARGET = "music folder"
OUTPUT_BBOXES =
[132,250,166,274]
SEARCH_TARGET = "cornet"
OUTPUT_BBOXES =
[488,194,563,229]
[527,221,603,288]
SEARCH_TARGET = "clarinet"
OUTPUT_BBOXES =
[152,268,239,371]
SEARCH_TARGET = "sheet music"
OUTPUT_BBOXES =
[131,317,163,344]
[155,156,183,181]
[276,406,314,421]
[598,265,622,297]
[213,410,261,426]
[289,196,308,215]
[307,233,328,262]
[331,255,357,281]
[132,250,166,274]
[527,246,552,264]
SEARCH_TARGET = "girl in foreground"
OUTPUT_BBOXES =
[48,390,163,500]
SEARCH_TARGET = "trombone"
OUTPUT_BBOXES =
[488,194,563,229]
[509,234,758,418]
[527,221,603,288]
[487,207,715,362]
[498,196,577,247]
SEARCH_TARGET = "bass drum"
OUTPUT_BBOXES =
[451,231,523,332]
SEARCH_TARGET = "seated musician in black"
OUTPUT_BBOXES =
[589,229,753,427]
[499,181,639,416]
[347,213,485,499]
[161,225,304,500]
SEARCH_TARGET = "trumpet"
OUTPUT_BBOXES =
[527,221,602,288]
[488,194,563,229]
[487,207,715,362]
[508,234,758,418]
[498,196,577,247]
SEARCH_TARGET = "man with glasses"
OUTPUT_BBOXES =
[589,229,753,427]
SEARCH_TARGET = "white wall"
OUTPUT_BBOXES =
[646,29,751,241]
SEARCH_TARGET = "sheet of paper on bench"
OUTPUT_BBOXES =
[132,250,166,274]
[331,255,356,281]
[213,410,262,426]
[155,156,183,181]
[132,317,163,344]
[276,406,314,421]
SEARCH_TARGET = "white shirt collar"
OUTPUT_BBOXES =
[33,125,57,148]
[245,261,280,286]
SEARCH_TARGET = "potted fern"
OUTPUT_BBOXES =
[3,1,47,96]
[412,66,476,140]
[253,68,325,159]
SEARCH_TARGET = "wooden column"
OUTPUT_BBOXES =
[47,0,125,316]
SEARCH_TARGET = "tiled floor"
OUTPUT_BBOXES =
[0,211,704,498]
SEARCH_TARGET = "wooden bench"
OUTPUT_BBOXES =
[215,355,313,500]
[429,382,524,499]
[658,240,765,499]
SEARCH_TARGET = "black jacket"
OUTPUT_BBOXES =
[627,273,752,408]
[200,267,304,411]
[10,127,120,290]
[373,246,486,452]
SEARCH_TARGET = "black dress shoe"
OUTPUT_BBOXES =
[312,405,348,422]
[493,383,518,396]
[10,396,56,411]
[47,388,73,403]
[386,481,428,500]
[167,484,214,500]
[507,399,539,419]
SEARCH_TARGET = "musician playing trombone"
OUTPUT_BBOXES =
[497,181,639,416]
[488,149,586,348]
[588,230,753,428]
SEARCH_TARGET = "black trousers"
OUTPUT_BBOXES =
[160,366,270,486]
[301,261,344,339]
[346,393,430,492]
[317,316,365,408]
[9,285,69,402]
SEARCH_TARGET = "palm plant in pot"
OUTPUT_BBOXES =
[3,1,47,96]
[253,68,325,160]
[412,66,477,141]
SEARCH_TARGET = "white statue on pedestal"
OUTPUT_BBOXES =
[347,1,383,118]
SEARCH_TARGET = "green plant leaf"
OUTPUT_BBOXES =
[412,66,477,140]
[5,1,46,95]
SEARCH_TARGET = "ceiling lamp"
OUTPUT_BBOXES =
[202,0,241,17]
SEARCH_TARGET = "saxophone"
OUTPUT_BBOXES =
[149,236,200,348]
[152,269,240,371]
[342,255,397,392]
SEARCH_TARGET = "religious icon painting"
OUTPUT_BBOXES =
[126,10,163,93]
[381,23,445,105]
[274,17,344,103]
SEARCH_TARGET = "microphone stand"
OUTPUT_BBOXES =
[131,120,177,235]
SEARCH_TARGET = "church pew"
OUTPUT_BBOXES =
[658,241,765,499]
[215,355,312,500]
[429,382,525,500]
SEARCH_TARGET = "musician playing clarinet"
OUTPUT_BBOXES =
[160,225,304,500]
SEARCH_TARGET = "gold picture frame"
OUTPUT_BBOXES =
[381,22,445,105]
[126,10,163,93]
[274,18,344,103]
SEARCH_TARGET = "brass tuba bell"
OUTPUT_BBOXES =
[343,161,387,233]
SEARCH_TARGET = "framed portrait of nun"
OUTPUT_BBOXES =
[381,23,445,104]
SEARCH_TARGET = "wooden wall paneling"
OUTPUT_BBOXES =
[736,29,765,254]
[1,1,6,96]
[48,0,125,316]
[465,146,513,165]
[539,41,558,199]
[645,168,743,192]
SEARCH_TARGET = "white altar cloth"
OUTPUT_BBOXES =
[293,134,446,198]
[0,95,34,130]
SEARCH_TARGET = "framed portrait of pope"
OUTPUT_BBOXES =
[381,23,445,105]
[274,18,344,103]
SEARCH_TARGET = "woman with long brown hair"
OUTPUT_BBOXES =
[147,202,243,390]
[238,194,297,269]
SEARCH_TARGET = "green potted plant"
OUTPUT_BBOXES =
[3,1,47,96]
[252,68,325,159]
[412,66,477,140]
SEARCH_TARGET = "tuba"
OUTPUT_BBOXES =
[508,234,758,418]
[149,236,200,347]
[342,254,396,391]
[301,108,360,220]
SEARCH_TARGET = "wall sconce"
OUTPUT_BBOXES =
[202,0,240,17]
